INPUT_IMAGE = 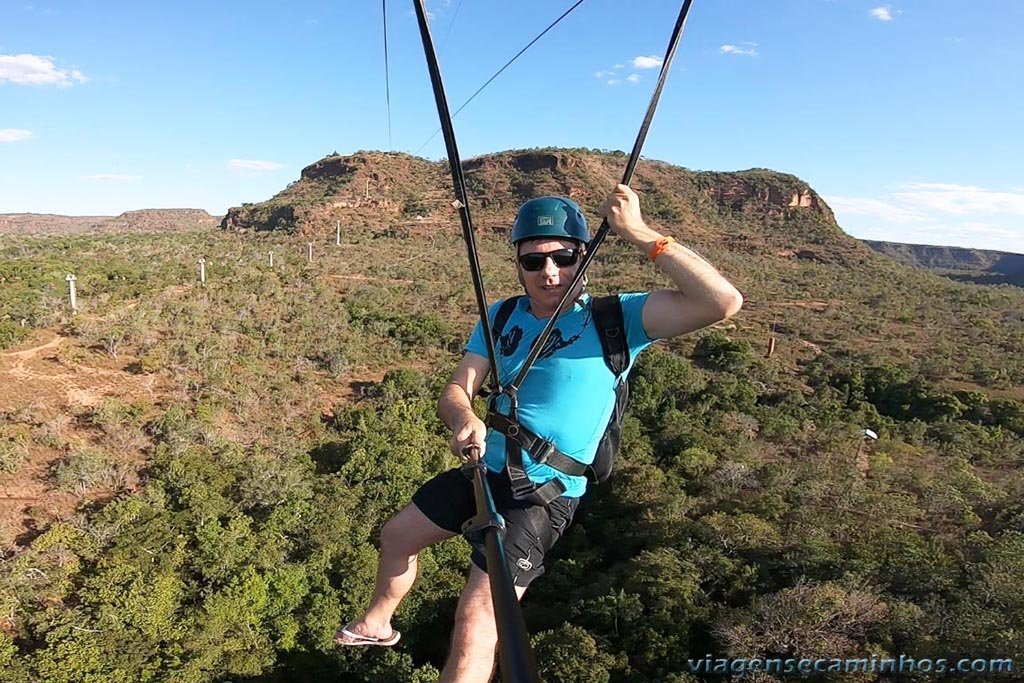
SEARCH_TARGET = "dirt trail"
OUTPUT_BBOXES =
[1,332,162,409]
[1,334,64,361]
[1,330,171,547]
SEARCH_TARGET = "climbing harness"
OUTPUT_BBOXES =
[486,294,630,505]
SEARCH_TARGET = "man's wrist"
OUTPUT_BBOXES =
[648,236,676,261]
[617,221,660,249]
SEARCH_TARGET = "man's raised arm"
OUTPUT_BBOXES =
[602,184,744,340]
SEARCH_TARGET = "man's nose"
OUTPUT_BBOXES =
[542,256,560,277]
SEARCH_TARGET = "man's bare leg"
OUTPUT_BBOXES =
[336,502,454,642]
[439,564,528,683]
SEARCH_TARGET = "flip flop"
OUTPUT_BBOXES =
[333,627,401,647]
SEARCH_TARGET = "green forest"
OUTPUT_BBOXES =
[2,170,1023,681]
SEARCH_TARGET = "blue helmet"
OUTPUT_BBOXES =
[511,196,590,245]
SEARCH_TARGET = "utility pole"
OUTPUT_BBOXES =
[766,314,778,358]
[65,274,78,313]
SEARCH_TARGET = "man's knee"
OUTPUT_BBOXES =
[380,515,414,556]
[380,504,452,557]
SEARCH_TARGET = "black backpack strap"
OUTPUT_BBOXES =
[491,295,523,342]
[483,295,545,501]
[477,296,523,400]
[591,294,629,377]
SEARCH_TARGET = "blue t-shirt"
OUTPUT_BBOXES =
[465,292,656,498]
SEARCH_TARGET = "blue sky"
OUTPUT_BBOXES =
[1,0,1021,253]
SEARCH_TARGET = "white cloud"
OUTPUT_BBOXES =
[720,42,759,57]
[826,196,927,224]
[845,220,1024,252]
[632,55,662,69]
[596,70,639,86]
[829,184,1024,252]
[892,183,1024,215]
[0,128,34,142]
[82,174,141,182]
[407,8,435,21]
[829,184,1024,221]
[596,57,662,85]
[229,159,284,172]
[869,6,894,21]
[0,53,87,86]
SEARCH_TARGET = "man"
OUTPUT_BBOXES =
[335,184,743,682]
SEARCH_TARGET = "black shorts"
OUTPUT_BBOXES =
[412,467,580,587]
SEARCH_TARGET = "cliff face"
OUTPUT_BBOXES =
[220,148,869,265]
[221,152,448,233]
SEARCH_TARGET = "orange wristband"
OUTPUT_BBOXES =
[648,236,675,261]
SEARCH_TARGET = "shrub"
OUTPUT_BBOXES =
[51,447,130,494]
[693,332,752,372]
[31,414,71,448]
[533,624,617,683]
[0,320,29,350]
[0,437,28,474]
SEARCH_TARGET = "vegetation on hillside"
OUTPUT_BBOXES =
[1,150,1022,681]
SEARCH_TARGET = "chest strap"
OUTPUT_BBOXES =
[487,411,588,477]
[487,409,585,506]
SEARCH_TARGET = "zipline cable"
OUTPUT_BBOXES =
[411,1,539,680]
[383,0,393,149]
[508,0,696,391]
[438,0,465,55]
[414,0,586,155]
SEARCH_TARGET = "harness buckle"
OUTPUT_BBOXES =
[509,475,536,500]
[533,439,555,465]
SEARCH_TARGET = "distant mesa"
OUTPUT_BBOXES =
[0,209,220,236]
[864,240,1024,287]
[102,209,220,232]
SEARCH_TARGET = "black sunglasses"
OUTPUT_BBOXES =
[517,248,582,272]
